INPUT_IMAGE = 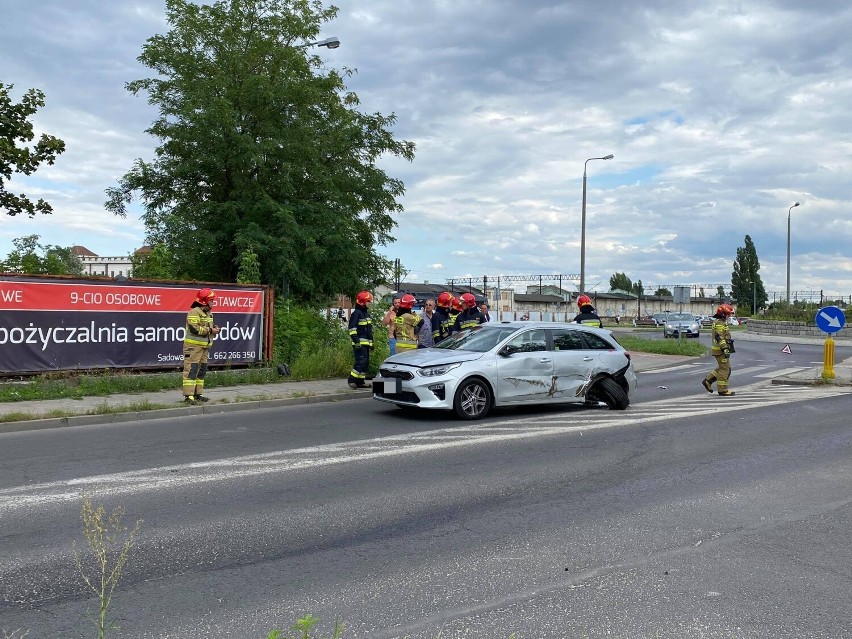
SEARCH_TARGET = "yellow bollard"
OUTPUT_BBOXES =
[823,336,835,380]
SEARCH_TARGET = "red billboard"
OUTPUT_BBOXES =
[0,276,273,374]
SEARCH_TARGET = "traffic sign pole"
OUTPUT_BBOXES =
[823,336,836,380]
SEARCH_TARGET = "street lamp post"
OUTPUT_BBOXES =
[580,154,614,294]
[786,201,800,303]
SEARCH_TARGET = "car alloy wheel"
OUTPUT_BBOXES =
[453,378,492,420]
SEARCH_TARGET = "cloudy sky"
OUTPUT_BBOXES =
[3,0,852,298]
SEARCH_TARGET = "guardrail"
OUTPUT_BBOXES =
[746,319,852,340]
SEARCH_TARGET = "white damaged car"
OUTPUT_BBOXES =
[372,321,636,420]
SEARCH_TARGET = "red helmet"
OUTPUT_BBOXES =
[399,293,417,309]
[437,292,454,308]
[577,294,592,308]
[460,292,476,308]
[716,303,734,317]
[196,288,216,305]
[355,290,373,305]
[451,297,464,312]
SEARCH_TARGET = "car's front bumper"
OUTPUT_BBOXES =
[372,369,462,410]
[666,326,700,337]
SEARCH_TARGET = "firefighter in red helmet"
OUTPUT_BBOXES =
[348,290,374,389]
[433,292,455,344]
[702,304,736,396]
[182,288,220,404]
[453,292,486,333]
[393,293,424,352]
[573,294,603,329]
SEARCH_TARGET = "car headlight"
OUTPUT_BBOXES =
[418,363,462,377]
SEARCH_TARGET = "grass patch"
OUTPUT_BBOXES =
[0,410,40,423]
[615,334,707,357]
[88,400,174,414]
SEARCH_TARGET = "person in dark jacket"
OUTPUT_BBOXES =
[453,292,486,333]
[573,294,603,328]
[479,302,491,322]
[348,291,374,389]
[433,292,454,344]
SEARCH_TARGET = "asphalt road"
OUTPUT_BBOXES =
[2,339,851,639]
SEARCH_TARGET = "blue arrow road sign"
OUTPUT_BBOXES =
[815,306,846,334]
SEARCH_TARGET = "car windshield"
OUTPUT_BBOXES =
[434,325,518,352]
[667,313,694,321]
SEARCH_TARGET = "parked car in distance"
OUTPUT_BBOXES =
[372,321,637,420]
[651,312,670,326]
[663,312,701,338]
[728,316,741,326]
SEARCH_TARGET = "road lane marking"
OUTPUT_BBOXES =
[754,367,811,378]
[639,364,702,374]
[1,385,848,513]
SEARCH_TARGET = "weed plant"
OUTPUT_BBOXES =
[73,497,142,639]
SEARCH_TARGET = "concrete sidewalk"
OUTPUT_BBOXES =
[1,338,849,433]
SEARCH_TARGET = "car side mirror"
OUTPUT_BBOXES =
[499,345,519,356]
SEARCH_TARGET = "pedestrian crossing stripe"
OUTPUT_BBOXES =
[781,344,792,354]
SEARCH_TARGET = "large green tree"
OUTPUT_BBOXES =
[731,234,767,313]
[106,0,414,302]
[1,85,66,216]
[608,272,633,292]
[1,235,83,275]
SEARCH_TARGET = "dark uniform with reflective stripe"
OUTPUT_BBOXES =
[453,307,485,333]
[348,305,373,387]
[432,306,453,344]
[573,309,603,329]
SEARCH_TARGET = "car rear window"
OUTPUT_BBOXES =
[580,332,617,350]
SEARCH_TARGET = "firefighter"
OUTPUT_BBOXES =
[348,290,374,389]
[393,293,423,352]
[433,292,455,344]
[573,294,603,328]
[182,288,220,404]
[703,303,736,396]
[448,296,463,333]
[453,292,485,333]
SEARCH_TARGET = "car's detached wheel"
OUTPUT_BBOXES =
[589,377,630,410]
[453,378,492,420]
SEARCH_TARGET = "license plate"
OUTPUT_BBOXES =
[374,377,402,394]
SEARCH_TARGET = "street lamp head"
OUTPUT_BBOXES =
[299,36,341,49]
[792,201,800,208]
[602,154,614,160]
[317,36,341,49]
